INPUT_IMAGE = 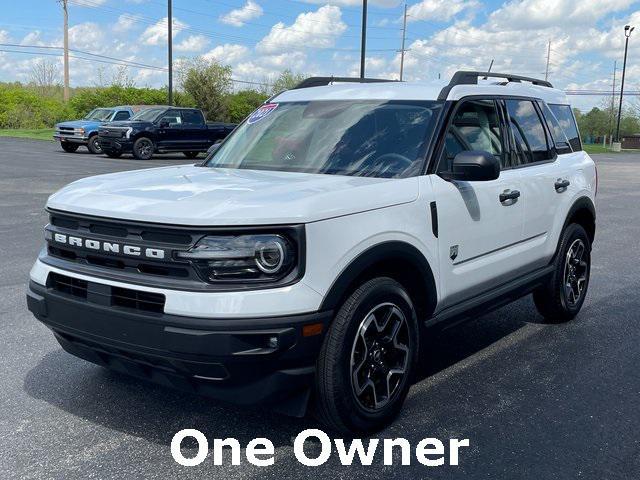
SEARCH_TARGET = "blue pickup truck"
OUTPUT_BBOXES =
[54,106,147,154]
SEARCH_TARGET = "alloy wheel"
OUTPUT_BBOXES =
[563,238,588,307]
[350,302,410,412]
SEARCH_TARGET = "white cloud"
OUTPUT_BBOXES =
[300,0,400,6]
[488,0,638,30]
[407,0,478,23]
[68,22,105,50]
[175,34,209,52]
[202,44,250,65]
[257,5,347,54]
[113,14,141,33]
[139,17,187,46]
[220,0,263,27]
[20,31,45,46]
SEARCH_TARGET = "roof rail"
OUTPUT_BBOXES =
[438,70,553,100]
[293,76,396,90]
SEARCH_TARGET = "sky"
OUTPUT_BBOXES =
[0,0,639,111]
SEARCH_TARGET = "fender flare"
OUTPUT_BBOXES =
[319,241,438,316]
[562,196,596,243]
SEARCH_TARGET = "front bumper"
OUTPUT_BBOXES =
[27,280,331,416]
[98,136,133,153]
[54,134,88,144]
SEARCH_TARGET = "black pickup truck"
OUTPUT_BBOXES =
[98,107,236,160]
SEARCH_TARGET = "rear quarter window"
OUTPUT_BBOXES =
[549,104,582,152]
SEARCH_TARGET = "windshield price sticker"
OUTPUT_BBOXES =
[247,103,278,124]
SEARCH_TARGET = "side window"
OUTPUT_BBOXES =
[158,110,182,126]
[505,99,553,165]
[113,111,131,121]
[549,104,582,151]
[539,102,572,155]
[182,110,204,125]
[440,99,505,171]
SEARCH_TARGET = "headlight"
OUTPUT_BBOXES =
[124,127,133,139]
[176,234,298,284]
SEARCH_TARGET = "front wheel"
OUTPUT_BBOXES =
[183,151,200,159]
[533,223,591,322]
[314,277,418,434]
[132,137,155,160]
[87,135,102,154]
[60,142,79,153]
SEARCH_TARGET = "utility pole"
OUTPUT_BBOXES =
[399,3,408,81]
[360,0,367,78]
[609,60,617,145]
[544,40,551,82]
[168,0,173,105]
[61,0,69,101]
[615,25,634,143]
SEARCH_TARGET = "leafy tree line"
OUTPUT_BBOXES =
[0,57,305,129]
[574,101,640,143]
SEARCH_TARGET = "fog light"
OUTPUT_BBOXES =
[268,336,279,349]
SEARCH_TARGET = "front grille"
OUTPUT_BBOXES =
[99,128,125,138]
[49,272,165,314]
[46,212,199,284]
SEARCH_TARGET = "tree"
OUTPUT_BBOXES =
[178,57,232,121]
[226,89,269,123]
[29,59,61,97]
[111,66,136,88]
[270,69,305,94]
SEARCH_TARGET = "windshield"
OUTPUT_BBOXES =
[84,108,114,121]
[131,108,166,122]
[205,100,444,178]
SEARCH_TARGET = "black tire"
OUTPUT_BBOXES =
[314,277,418,434]
[87,135,102,154]
[60,142,79,153]
[533,223,591,322]
[132,137,155,160]
[103,150,122,158]
[183,151,200,159]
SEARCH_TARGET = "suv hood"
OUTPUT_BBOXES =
[47,166,419,226]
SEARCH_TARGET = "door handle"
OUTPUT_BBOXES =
[555,179,570,191]
[499,189,521,203]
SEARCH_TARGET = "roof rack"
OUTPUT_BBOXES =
[438,71,553,100]
[293,76,396,90]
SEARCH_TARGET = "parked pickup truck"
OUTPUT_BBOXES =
[54,106,145,154]
[98,106,236,160]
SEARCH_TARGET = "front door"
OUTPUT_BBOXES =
[431,98,526,310]
[156,109,185,149]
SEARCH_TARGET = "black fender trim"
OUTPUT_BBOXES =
[562,196,596,245]
[319,241,437,316]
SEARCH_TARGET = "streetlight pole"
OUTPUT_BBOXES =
[360,0,367,79]
[615,25,634,143]
[168,0,173,105]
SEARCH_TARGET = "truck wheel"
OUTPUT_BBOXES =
[132,137,154,160]
[183,151,200,159]
[60,143,79,153]
[87,135,102,154]
[314,277,418,434]
[104,150,122,158]
[533,223,591,322]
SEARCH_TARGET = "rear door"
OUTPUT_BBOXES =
[431,98,526,309]
[502,98,571,268]
[181,109,209,150]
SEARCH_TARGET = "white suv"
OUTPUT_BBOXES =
[27,72,596,433]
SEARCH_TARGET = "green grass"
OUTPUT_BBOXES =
[0,129,55,141]
[582,143,616,154]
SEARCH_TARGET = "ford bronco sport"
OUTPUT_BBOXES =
[27,72,596,433]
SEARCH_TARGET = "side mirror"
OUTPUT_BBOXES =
[159,120,169,128]
[440,151,500,182]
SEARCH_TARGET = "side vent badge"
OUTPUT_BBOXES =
[449,245,459,261]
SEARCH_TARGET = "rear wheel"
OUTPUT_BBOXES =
[132,137,154,160]
[60,142,79,153]
[104,150,122,158]
[314,277,418,434]
[87,135,102,154]
[183,151,200,159]
[533,223,591,322]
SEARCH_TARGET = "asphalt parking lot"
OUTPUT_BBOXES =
[1,138,639,479]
